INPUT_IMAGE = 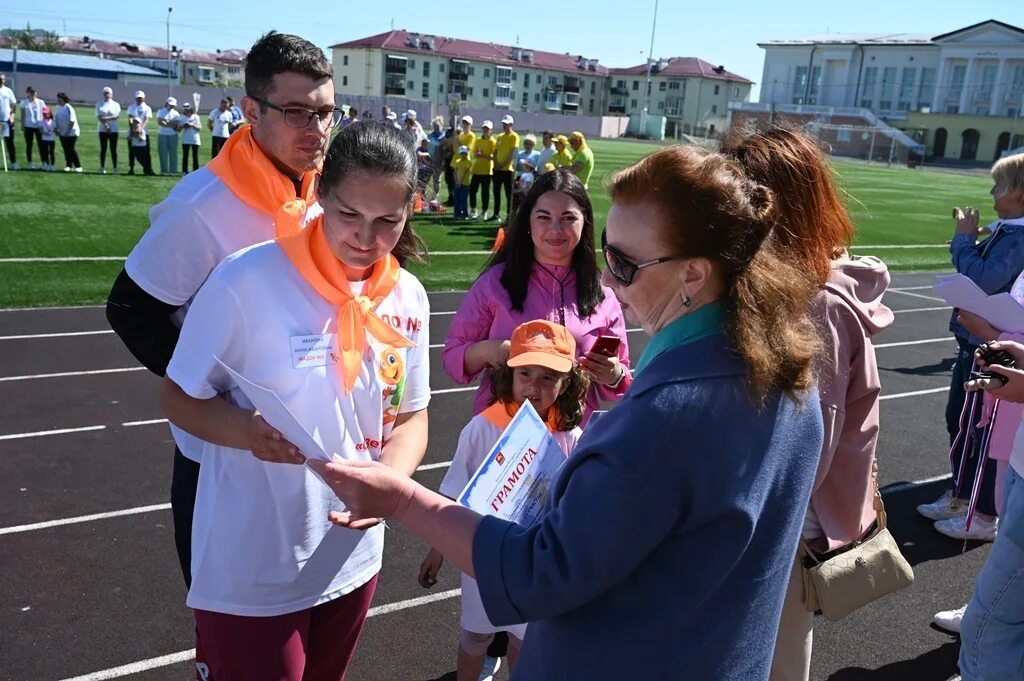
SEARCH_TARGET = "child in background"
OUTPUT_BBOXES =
[39,107,56,171]
[418,320,589,681]
[919,153,1024,543]
[453,145,473,220]
[180,102,201,175]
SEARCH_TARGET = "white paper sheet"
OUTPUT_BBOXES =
[456,401,567,527]
[933,274,1024,334]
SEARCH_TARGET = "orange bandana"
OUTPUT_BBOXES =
[278,216,414,393]
[481,400,562,432]
[207,125,318,238]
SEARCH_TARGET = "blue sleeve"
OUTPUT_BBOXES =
[951,232,1024,294]
[471,401,690,625]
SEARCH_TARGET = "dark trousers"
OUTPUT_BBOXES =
[171,448,201,588]
[23,126,41,163]
[492,169,514,217]
[946,340,998,516]
[444,162,455,203]
[59,135,81,168]
[99,131,118,168]
[182,143,199,173]
[211,136,227,158]
[127,136,149,171]
[3,132,15,163]
[470,174,492,214]
[129,144,154,175]
[39,139,55,166]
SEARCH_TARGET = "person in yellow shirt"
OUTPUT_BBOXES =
[453,145,473,220]
[452,115,476,167]
[568,131,595,190]
[470,120,497,219]
[552,135,574,169]
[490,114,520,222]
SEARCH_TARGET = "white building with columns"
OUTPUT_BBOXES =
[758,19,1024,119]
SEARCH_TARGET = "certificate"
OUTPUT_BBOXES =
[457,401,566,526]
[933,274,1024,333]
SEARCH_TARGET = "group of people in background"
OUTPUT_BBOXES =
[0,75,243,175]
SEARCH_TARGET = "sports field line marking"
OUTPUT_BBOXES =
[888,286,938,292]
[886,289,946,303]
[892,306,952,314]
[880,473,952,496]
[879,386,950,401]
[122,418,169,427]
[874,336,952,349]
[0,425,106,441]
[56,587,464,681]
[0,367,147,382]
[0,330,114,341]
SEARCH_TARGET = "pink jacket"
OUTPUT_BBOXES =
[442,263,631,419]
[809,255,895,551]
[977,333,1024,462]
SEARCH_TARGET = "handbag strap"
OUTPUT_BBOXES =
[800,457,887,565]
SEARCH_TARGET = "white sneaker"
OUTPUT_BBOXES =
[98,167,106,175]
[10,162,19,170]
[934,515,998,542]
[29,162,37,170]
[917,490,968,521]
[478,655,501,681]
[74,167,83,173]
[63,166,71,172]
[933,604,967,633]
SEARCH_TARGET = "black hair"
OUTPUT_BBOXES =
[244,31,332,102]
[56,92,69,103]
[490,364,590,431]
[484,169,604,317]
[318,122,427,267]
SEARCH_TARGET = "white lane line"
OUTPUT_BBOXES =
[122,418,168,427]
[0,304,106,312]
[881,473,952,496]
[875,337,952,349]
[888,286,938,292]
[430,386,477,395]
[886,289,946,303]
[416,460,453,471]
[57,587,464,681]
[0,425,106,441]
[892,306,952,314]
[0,367,147,382]
[0,256,127,263]
[879,386,950,401]
[0,330,114,341]
[0,503,172,536]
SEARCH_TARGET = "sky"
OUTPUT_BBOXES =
[1,1,1020,100]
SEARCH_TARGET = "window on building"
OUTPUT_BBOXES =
[945,104,960,114]
[631,98,637,108]
[860,99,872,108]
[792,65,808,104]
[439,63,445,73]
[495,84,511,105]
[423,61,430,77]
[879,100,892,111]
[808,65,821,104]
[468,87,474,96]
[633,80,640,91]
[950,64,966,99]
[668,80,681,90]
[976,106,990,116]
[469,66,475,76]
[522,92,529,107]
[898,67,917,108]
[1012,66,1024,97]
[536,74,542,85]
[343,55,348,66]
[483,88,490,98]
[733,87,739,97]
[384,55,407,95]
[918,67,936,110]
[879,67,896,104]
[714,84,720,95]
[342,75,348,86]
[535,93,540,103]
[422,82,429,98]
[590,81,596,94]
[657,100,664,110]
[979,64,998,99]
[438,83,444,93]
[711,104,717,113]
[198,66,216,83]
[496,66,512,86]
[837,125,852,142]
[408,59,415,69]
[548,76,558,86]
[512,71,517,81]
[589,98,594,112]
[659,82,667,91]
[861,67,878,102]
[484,68,490,78]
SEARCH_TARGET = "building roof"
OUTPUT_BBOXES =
[60,36,246,65]
[331,30,609,76]
[0,47,163,76]
[761,19,1024,47]
[608,57,753,84]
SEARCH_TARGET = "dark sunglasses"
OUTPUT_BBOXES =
[600,230,678,286]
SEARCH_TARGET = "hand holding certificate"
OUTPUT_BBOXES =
[456,401,567,526]
[933,274,1024,334]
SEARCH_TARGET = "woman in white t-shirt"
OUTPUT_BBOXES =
[179,102,201,175]
[95,86,121,174]
[19,86,45,169]
[54,92,82,172]
[161,121,431,680]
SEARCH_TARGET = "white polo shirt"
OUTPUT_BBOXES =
[166,242,431,616]
[125,167,322,462]
[209,109,232,138]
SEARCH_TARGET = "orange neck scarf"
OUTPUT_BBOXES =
[481,400,562,432]
[277,216,413,393]
[207,125,318,238]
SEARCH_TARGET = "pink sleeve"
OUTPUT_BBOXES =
[442,274,497,384]
[594,292,633,402]
[984,331,1024,460]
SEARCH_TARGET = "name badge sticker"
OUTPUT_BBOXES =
[290,334,337,369]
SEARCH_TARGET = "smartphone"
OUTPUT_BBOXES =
[591,335,621,357]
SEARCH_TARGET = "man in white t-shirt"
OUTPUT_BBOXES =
[19,86,45,169]
[0,73,17,170]
[106,31,337,680]
[207,98,232,158]
[126,91,154,176]
[156,96,181,175]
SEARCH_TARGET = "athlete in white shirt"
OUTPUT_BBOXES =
[162,117,428,681]
[126,90,154,175]
[95,86,122,174]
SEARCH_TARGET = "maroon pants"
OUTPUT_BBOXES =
[194,574,378,681]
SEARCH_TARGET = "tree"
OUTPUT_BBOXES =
[5,24,62,52]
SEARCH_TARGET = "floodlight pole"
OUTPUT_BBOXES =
[166,7,173,99]
[639,0,658,135]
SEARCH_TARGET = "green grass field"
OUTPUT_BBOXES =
[0,117,991,308]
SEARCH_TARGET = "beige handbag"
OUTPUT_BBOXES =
[800,464,914,622]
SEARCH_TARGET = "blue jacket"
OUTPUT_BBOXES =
[473,334,823,681]
[949,220,1024,345]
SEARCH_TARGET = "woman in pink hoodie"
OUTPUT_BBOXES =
[724,127,894,681]
[443,169,631,422]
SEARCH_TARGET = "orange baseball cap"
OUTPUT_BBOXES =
[507,320,576,373]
